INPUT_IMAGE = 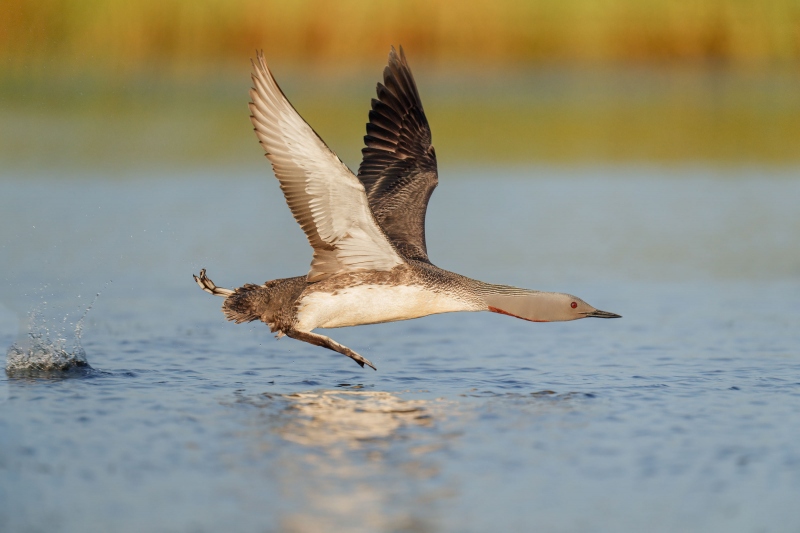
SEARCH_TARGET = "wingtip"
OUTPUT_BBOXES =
[251,49,270,80]
[387,45,408,65]
[250,49,262,69]
[388,45,401,64]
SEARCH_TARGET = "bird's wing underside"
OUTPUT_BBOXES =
[357,46,439,263]
[249,51,404,282]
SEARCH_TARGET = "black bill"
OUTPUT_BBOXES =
[586,309,622,319]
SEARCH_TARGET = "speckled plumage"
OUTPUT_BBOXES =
[223,262,484,330]
[194,46,620,370]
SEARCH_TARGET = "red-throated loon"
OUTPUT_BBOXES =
[194,47,620,370]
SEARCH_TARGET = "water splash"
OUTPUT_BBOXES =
[5,291,100,377]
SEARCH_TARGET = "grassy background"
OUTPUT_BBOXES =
[2,0,799,168]
[4,0,799,70]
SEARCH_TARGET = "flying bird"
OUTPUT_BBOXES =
[194,47,620,370]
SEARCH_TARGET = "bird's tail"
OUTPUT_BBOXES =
[221,283,273,324]
[194,269,271,324]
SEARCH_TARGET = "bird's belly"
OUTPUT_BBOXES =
[295,284,479,330]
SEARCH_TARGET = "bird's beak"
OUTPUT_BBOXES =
[585,309,622,319]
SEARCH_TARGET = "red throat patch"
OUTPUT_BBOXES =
[488,306,549,323]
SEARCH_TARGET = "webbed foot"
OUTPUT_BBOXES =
[193,268,234,297]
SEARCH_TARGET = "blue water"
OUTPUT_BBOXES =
[2,167,800,532]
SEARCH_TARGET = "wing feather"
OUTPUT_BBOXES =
[357,46,439,263]
[249,51,404,282]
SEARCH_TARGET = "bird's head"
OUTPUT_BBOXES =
[485,291,621,322]
[558,294,622,321]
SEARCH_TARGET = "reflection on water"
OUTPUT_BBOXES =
[223,388,607,532]
[229,390,456,532]
[273,390,434,447]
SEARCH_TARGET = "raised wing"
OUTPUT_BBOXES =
[249,51,404,282]
[357,46,438,263]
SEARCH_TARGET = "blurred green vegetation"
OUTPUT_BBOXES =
[1,0,799,168]
[3,66,798,169]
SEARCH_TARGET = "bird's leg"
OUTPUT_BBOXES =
[193,268,234,297]
[286,329,377,371]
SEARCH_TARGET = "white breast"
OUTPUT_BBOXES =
[295,284,480,330]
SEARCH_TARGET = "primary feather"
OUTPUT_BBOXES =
[249,51,404,282]
[358,46,439,263]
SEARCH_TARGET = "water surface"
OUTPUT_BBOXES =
[2,167,800,532]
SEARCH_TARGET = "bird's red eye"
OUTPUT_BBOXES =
[571,302,577,309]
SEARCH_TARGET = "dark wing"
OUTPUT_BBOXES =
[357,46,438,263]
